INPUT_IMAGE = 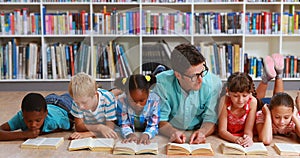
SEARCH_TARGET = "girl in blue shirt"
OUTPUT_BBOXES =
[115,74,160,145]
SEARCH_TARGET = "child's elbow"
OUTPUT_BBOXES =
[259,136,272,146]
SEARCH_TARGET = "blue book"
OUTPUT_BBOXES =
[226,44,233,77]
[12,38,17,79]
[42,6,46,35]
[256,58,263,78]
[119,45,132,75]
[213,43,220,75]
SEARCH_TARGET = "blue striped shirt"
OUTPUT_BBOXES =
[71,88,117,124]
[116,92,160,139]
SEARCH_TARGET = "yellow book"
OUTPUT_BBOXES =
[221,142,268,155]
[68,137,114,152]
[113,141,158,155]
[21,137,64,150]
[274,143,300,156]
[166,142,214,156]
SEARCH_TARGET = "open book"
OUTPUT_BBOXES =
[221,142,268,155]
[113,141,158,155]
[274,143,300,156]
[166,143,214,155]
[21,137,64,149]
[68,137,114,152]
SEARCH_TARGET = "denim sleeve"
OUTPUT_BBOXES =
[143,100,160,139]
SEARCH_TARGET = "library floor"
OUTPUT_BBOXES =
[0,91,299,158]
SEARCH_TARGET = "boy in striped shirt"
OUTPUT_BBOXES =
[68,72,118,139]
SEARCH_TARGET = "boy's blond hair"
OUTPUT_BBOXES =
[68,72,97,98]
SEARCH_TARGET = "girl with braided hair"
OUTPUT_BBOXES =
[114,74,160,144]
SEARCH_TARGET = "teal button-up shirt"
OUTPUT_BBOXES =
[153,70,222,130]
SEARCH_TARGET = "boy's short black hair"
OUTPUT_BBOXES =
[21,93,47,112]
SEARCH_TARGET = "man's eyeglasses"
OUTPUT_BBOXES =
[183,64,209,82]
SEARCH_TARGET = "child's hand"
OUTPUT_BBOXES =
[138,134,150,145]
[98,125,118,139]
[262,104,271,116]
[122,133,138,143]
[69,132,94,140]
[292,106,299,122]
[239,135,253,147]
[24,129,40,138]
[296,91,300,110]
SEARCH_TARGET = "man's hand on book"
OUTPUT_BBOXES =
[138,134,150,145]
[122,133,138,143]
[169,130,186,144]
[189,130,206,144]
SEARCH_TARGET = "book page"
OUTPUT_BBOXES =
[91,138,114,148]
[22,137,45,146]
[136,143,158,153]
[168,143,191,153]
[244,143,267,155]
[189,143,212,151]
[114,141,136,150]
[274,143,298,154]
[39,137,64,147]
[222,143,245,153]
[68,137,93,150]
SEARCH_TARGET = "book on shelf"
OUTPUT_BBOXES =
[68,137,114,152]
[274,143,300,156]
[166,142,214,156]
[221,142,268,155]
[21,137,64,150]
[113,141,158,155]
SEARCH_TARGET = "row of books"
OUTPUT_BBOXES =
[21,137,300,156]
[94,41,132,79]
[44,9,91,35]
[245,12,281,35]
[0,40,42,80]
[0,9,41,35]
[0,38,132,80]
[194,12,243,35]
[2,8,300,36]
[197,42,300,79]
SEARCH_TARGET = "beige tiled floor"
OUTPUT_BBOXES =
[0,91,299,158]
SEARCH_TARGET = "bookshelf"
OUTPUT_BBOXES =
[0,0,300,91]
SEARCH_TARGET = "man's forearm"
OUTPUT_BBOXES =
[159,121,177,137]
[198,122,215,136]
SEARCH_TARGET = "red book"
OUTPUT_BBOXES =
[153,13,157,34]
[69,45,74,76]
[80,10,86,34]
[10,13,15,35]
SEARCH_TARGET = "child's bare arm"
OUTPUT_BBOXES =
[240,97,257,147]
[292,108,300,137]
[218,97,240,143]
[243,97,257,139]
[256,105,273,145]
[0,122,39,141]
[105,121,116,130]
[73,117,89,132]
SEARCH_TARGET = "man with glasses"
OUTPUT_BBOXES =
[152,43,222,144]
